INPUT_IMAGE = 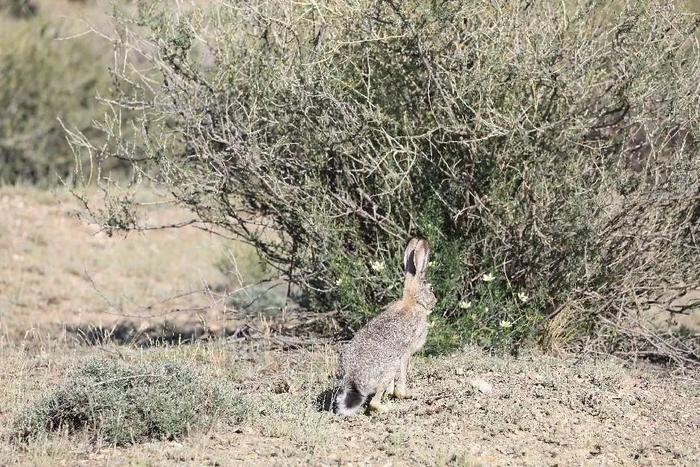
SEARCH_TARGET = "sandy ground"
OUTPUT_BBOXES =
[1,187,699,466]
[0,186,262,343]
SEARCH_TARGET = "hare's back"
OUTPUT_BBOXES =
[341,310,415,372]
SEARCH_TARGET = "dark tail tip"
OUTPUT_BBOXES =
[334,382,365,415]
[344,382,364,409]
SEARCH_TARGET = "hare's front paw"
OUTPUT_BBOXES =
[393,388,414,400]
[368,400,389,413]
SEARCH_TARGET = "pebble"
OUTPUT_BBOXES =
[470,377,494,394]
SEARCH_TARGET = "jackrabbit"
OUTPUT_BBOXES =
[334,238,436,415]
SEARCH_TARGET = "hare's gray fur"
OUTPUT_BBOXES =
[334,238,436,416]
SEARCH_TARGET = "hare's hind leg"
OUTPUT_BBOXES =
[368,381,390,413]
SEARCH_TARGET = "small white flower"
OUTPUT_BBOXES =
[482,272,495,282]
[500,320,512,329]
[428,261,436,268]
[458,300,472,310]
[370,260,385,273]
[484,307,489,313]
[335,278,343,286]
[517,291,529,303]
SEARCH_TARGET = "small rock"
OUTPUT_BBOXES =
[470,377,493,394]
[455,368,465,376]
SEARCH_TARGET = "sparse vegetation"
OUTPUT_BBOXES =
[74,0,700,362]
[1,186,699,465]
[14,358,248,445]
[0,0,38,19]
[2,339,700,465]
[1,0,700,463]
[0,2,126,185]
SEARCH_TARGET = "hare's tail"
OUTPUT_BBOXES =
[334,381,365,416]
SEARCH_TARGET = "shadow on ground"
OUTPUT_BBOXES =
[314,387,338,413]
[67,321,252,347]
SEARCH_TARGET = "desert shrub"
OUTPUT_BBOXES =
[14,358,248,445]
[0,0,37,18]
[75,1,700,362]
[0,12,124,185]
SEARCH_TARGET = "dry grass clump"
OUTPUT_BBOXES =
[72,0,699,362]
[14,358,248,445]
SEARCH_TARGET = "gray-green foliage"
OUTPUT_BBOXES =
[15,358,248,445]
[78,1,699,360]
[0,14,118,185]
[0,0,37,18]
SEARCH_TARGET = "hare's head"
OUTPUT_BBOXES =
[402,238,436,312]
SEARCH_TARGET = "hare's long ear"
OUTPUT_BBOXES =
[404,238,420,276]
[412,239,431,279]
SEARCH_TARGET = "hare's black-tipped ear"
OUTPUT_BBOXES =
[412,239,431,277]
[403,238,420,276]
